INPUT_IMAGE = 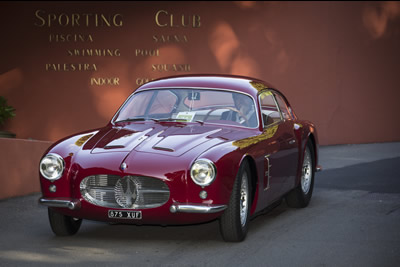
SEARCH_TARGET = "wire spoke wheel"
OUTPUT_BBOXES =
[301,147,312,194]
[286,141,315,208]
[240,172,249,227]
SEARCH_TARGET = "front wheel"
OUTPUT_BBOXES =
[48,208,82,236]
[286,141,315,208]
[219,160,252,242]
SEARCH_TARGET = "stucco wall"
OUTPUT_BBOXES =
[0,1,399,145]
[0,138,52,199]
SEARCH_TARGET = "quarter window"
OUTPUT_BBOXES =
[274,93,291,120]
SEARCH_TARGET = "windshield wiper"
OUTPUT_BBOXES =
[115,117,146,123]
[156,118,187,122]
[153,118,203,124]
[116,117,187,123]
[150,118,188,125]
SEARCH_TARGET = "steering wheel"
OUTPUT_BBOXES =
[203,107,249,125]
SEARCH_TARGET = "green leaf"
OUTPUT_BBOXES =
[0,96,16,125]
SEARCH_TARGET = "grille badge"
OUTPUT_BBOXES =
[115,176,138,208]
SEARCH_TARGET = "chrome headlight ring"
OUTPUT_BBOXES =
[39,153,65,181]
[190,159,216,186]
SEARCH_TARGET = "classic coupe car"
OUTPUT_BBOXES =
[39,75,320,242]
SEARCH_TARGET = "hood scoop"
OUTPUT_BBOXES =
[91,128,152,154]
[104,145,125,149]
[152,146,175,152]
[134,128,223,157]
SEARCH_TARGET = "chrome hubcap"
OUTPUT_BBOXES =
[240,172,249,226]
[301,147,312,194]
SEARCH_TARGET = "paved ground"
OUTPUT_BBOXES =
[0,142,399,266]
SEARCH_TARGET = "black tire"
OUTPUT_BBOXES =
[286,141,315,208]
[48,208,82,236]
[219,160,252,242]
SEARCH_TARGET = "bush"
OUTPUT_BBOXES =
[0,96,16,125]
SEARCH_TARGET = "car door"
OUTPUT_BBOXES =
[273,92,299,193]
[258,91,298,203]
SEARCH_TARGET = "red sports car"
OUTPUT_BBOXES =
[39,75,320,242]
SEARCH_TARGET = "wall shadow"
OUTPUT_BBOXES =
[315,157,400,194]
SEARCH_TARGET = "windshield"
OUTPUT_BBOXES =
[114,89,258,128]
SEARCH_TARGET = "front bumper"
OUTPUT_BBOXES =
[316,165,322,172]
[39,197,226,214]
[169,203,227,213]
[39,198,81,210]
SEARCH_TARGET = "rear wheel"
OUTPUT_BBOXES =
[286,141,315,208]
[48,208,82,236]
[219,160,252,242]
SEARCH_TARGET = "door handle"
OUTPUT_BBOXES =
[289,139,296,145]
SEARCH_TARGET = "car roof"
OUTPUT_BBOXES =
[136,74,277,97]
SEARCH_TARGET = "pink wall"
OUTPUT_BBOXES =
[0,138,52,199]
[0,1,399,145]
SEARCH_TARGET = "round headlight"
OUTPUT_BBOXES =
[39,153,65,181]
[190,159,216,186]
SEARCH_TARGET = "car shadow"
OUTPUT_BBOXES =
[74,219,222,242]
[48,157,400,242]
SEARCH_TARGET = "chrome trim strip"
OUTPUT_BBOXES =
[39,198,81,210]
[263,155,272,191]
[169,203,227,214]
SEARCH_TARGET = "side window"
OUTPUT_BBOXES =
[274,93,291,120]
[259,91,281,127]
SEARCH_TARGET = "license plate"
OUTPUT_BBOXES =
[108,210,142,219]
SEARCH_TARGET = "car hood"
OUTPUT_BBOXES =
[85,122,250,157]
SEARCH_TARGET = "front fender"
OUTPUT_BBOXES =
[192,141,250,208]
[39,129,100,199]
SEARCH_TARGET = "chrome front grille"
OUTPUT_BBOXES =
[80,175,170,209]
